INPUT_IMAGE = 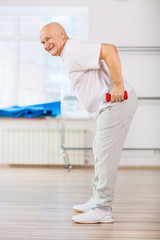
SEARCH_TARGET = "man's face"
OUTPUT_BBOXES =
[40,27,63,56]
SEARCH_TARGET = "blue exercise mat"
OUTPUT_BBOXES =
[0,101,61,118]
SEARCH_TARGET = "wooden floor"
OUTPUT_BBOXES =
[0,166,160,240]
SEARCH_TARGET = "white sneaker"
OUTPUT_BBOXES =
[73,199,95,213]
[72,207,114,224]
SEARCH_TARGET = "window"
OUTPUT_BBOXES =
[0,7,88,110]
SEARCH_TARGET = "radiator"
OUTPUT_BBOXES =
[2,129,86,165]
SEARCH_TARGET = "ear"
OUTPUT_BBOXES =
[59,30,65,39]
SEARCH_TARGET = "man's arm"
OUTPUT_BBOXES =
[100,43,125,102]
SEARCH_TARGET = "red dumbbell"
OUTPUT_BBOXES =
[105,91,128,102]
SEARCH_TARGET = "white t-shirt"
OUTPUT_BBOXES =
[60,38,132,118]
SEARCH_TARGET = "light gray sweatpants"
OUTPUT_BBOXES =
[91,89,138,208]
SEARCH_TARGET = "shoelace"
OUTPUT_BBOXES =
[82,208,103,216]
[86,207,111,215]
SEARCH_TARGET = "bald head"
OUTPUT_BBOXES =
[40,22,69,56]
[40,22,66,36]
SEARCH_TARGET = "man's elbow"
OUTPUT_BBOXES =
[100,43,117,60]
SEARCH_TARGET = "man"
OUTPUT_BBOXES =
[40,22,138,224]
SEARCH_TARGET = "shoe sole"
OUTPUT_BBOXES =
[72,208,85,213]
[72,218,114,224]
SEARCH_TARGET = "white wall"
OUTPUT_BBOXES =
[0,0,160,45]
[0,0,160,166]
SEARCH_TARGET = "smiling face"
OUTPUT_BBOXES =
[40,23,69,56]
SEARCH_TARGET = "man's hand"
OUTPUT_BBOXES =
[110,84,125,102]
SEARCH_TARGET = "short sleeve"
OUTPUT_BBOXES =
[71,40,101,71]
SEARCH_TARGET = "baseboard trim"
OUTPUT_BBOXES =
[0,164,160,170]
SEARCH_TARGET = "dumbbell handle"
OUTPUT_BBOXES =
[106,91,128,102]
